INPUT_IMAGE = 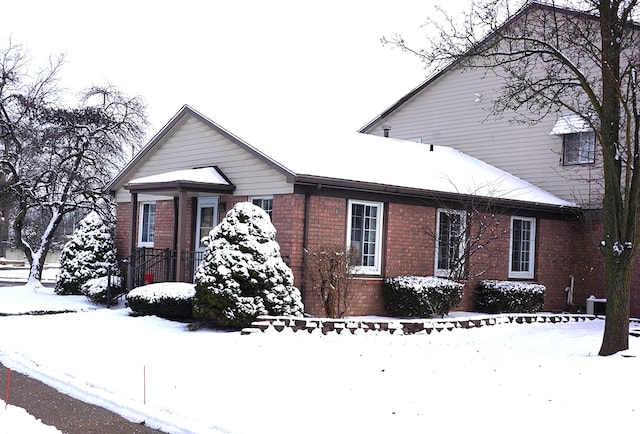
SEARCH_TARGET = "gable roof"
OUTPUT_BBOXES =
[106,105,295,194]
[357,1,592,133]
[108,104,577,212]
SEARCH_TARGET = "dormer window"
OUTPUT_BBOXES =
[550,114,596,166]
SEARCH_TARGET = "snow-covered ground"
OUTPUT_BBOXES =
[0,263,59,284]
[0,284,639,434]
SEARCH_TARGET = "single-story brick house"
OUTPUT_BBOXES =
[107,105,587,317]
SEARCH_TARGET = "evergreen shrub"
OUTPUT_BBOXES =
[81,276,123,304]
[476,280,546,313]
[383,276,464,317]
[55,211,120,295]
[127,282,195,319]
[194,202,303,328]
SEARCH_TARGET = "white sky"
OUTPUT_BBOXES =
[0,0,466,141]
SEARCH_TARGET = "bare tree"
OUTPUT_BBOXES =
[425,197,508,283]
[0,42,147,285]
[304,246,360,318]
[384,0,640,355]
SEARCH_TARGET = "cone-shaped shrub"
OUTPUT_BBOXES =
[55,211,120,295]
[194,202,303,328]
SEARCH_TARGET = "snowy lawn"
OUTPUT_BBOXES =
[0,284,639,434]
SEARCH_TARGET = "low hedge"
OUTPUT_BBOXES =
[383,276,464,318]
[476,280,546,313]
[126,282,195,319]
[81,276,123,304]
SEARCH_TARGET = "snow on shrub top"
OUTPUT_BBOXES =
[389,276,463,293]
[128,282,196,303]
[55,210,120,295]
[82,276,123,296]
[479,280,546,294]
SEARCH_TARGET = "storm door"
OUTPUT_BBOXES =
[195,197,219,253]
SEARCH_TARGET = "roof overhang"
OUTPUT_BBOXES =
[293,174,580,215]
[124,166,236,197]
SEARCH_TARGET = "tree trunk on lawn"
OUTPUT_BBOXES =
[599,255,631,356]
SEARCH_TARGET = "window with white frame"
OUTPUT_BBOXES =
[138,202,156,247]
[435,209,466,277]
[347,200,383,274]
[563,131,595,165]
[509,216,536,279]
[550,113,596,165]
[251,196,273,219]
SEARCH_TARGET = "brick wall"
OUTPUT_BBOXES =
[271,193,306,286]
[116,192,640,318]
[535,218,582,312]
[384,203,434,277]
[153,200,176,251]
[115,202,131,257]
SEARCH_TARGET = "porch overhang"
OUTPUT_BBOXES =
[124,166,236,196]
[124,180,235,196]
[124,166,236,286]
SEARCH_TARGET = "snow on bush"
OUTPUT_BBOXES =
[476,280,546,313]
[81,276,123,304]
[55,211,120,296]
[127,282,195,319]
[383,276,464,318]
[194,202,303,328]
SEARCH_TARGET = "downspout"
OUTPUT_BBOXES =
[565,274,575,311]
[300,191,311,305]
[128,192,138,291]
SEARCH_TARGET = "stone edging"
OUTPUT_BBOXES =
[241,313,640,335]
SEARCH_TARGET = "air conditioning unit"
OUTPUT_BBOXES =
[586,296,606,315]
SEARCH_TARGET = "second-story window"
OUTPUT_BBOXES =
[563,131,595,165]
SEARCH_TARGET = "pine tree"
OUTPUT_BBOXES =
[55,211,120,295]
[194,202,303,328]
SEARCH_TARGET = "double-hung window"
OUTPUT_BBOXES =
[509,216,536,279]
[138,202,156,247]
[563,132,595,165]
[550,113,596,165]
[435,209,466,278]
[251,196,273,220]
[347,200,383,274]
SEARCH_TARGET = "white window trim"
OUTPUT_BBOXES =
[434,209,467,278]
[137,202,156,248]
[346,199,384,275]
[562,131,596,165]
[509,216,536,279]
[250,196,273,218]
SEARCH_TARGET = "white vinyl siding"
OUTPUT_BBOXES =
[115,115,292,202]
[347,200,383,275]
[362,63,601,208]
[509,216,536,279]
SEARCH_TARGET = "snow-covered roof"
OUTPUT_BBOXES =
[550,114,593,135]
[110,105,576,211]
[246,131,577,209]
[128,167,230,186]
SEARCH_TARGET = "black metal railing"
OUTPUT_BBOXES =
[122,248,204,291]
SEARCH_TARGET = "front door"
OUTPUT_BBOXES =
[195,197,219,253]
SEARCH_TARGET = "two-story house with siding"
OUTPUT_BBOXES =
[359,1,640,316]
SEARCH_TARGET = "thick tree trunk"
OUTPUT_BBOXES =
[598,256,631,355]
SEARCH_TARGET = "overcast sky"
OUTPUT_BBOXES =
[1,0,465,142]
